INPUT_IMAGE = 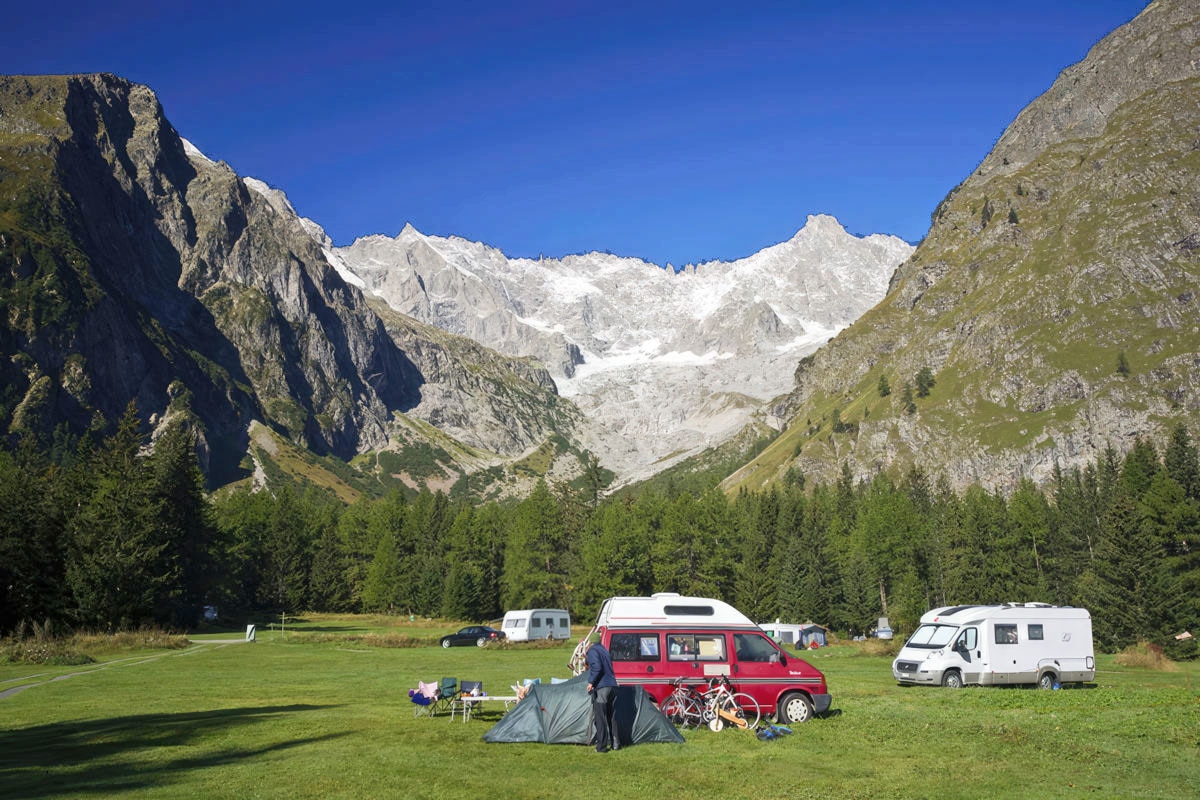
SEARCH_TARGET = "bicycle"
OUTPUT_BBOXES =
[659,677,706,729]
[699,675,760,732]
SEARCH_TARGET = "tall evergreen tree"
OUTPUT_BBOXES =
[501,480,568,609]
[65,402,166,629]
[148,416,220,627]
[0,445,68,630]
[731,488,777,621]
[1164,424,1200,501]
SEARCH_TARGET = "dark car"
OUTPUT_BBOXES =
[441,625,506,648]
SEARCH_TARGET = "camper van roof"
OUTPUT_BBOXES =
[597,593,754,628]
[922,604,1089,624]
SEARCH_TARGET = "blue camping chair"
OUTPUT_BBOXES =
[411,680,438,718]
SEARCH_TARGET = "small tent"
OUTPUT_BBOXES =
[483,673,684,746]
[798,623,828,648]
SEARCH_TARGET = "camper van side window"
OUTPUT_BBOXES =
[663,605,714,616]
[1028,624,1044,641]
[734,633,779,663]
[995,624,1018,645]
[695,635,726,661]
[611,633,658,662]
[668,635,695,660]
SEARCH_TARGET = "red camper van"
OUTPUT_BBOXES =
[574,593,831,723]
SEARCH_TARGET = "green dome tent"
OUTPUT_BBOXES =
[482,673,684,746]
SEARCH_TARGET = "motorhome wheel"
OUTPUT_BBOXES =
[1038,672,1057,690]
[942,669,964,689]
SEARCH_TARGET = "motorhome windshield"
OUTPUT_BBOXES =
[905,624,958,648]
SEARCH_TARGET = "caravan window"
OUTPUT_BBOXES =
[611,633,659,662]
[995,624,1018,644]
[559,617,569,628]
[1028,624,1044,641]
[532,617,542,629]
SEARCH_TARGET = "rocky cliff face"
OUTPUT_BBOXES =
[0,74,577,487]
[338,215,912,482]
[727,0,1200,493]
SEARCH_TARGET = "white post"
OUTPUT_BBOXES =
[246,624,256,642]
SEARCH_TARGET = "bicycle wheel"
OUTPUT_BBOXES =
[661,694,704,729]
[716,691,761,731]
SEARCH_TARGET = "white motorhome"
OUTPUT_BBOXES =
[892,603,1095,689]
[501,608,571,641]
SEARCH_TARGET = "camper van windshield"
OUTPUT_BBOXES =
[905,624,958,648]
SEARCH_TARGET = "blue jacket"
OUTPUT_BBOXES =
[586,642,618,690]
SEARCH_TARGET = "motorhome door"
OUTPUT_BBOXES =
[954,627,981,684]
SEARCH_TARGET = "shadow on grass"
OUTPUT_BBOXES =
[0,704,346,798]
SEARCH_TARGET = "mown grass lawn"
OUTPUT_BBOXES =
[2,615,1197,800]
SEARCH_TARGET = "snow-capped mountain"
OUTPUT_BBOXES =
[336,216,913,483]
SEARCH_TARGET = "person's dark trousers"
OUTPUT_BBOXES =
[592,687,617,751]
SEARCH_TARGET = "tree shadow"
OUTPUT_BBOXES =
[0,704,346,798]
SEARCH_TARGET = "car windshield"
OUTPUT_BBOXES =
[904,624,958,648]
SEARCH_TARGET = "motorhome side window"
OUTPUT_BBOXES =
[610,633,659,662]
[995,624,1018,644]
[668,635,694,659]
[1028,624,1044,640]
[669,634,725,661]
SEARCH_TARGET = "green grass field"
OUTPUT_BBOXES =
[2,616,1197,800]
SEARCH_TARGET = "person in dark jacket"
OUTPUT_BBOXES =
[586,632,619,752]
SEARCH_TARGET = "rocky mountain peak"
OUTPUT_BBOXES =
[338,215,912,483]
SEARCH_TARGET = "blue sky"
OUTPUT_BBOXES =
[6,1,1148,266]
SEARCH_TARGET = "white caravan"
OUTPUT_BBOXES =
[501,608,571,641]
[892,603,1095,689]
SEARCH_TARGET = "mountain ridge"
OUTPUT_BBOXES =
[334,213,912,483]
[724,0,1200,494]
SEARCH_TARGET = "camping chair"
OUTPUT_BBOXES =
[431,677,458,716]
[411,680,438,719]
[450,681,483,722]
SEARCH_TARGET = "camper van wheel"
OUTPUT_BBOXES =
[942,670,964,689]
[1038,672,1057,690]
[777,692,813,724]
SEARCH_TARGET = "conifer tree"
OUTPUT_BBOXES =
[501,480,567,609]
[65,402,165,629]
[148,415,219,626]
